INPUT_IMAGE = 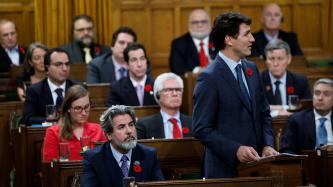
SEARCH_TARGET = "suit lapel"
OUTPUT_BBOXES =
[143,77,154,105]
[186,33,200,67]
[104,143,124,184]
[180,114,191,137]
[216,56,252,112]
[156,114,166,138]
[285,71,295,104]
[129,145,144,180]
[305,111,316,145]
[124,78,140,105]
[241,61,256,113]
[262,71,275,104]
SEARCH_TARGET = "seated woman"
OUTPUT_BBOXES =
[43,85,106,162]
[16,43,48,101]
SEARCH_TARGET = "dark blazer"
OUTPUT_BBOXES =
[60,42,110,64]
[280,109,333,154]
[251,29,303,58]
[192,55,274,178]
[169,32,217,75]
[107,76,157,106]
[81,142,164,187]
[261,70,312,105]
[86,53,117,83]
[136,113,193,139]
[22,78,75,125]
[0,45,26,73]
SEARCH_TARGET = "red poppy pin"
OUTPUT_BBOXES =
[182,127,189,134]
[287,86,295,94]
[133,161,142,173]
[144,84,153,95]
[95,46,101,54]
[208,42,215,50]
[246,67,253,77]
[19,47,25,54]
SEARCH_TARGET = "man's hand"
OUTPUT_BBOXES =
[262,146,279,157]
[236,146,260,163]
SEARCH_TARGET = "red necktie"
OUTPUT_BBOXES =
[199,41,209,67]
[169,118,182,139]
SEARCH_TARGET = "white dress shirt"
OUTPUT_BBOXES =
[110,143,132,168]
[47,78,66,105]
[160,110,182,139]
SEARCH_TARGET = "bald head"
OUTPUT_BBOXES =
[0,19,17,49]
[261,3,283,32]
[188,9,211,40]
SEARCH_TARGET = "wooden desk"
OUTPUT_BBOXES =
[136,177,273,187]
[302,146,333,187]
[68,64,88,83]
[86,83,110,107]
[238,154,307,187]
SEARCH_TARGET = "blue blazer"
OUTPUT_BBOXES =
[192,55,274,178]
[280,109,333,154]
[261,70,312,105]
[81,142,164,187]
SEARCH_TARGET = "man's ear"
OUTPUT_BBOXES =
[225,35,233,47]
[106,133,112,141]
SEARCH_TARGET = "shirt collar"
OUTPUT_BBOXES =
[192,36,209,47]
[4,45,18,52]
[130,75,147,88]
[160,109,180,124]
[110,143,132,164]
[218,51,242,70]
[314,110,332,121]
[47,78,66,92]
[264,31,279,42]
[112,55,127,71]
[269,71,287,86]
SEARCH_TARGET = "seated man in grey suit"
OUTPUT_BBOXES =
[86,27,137,83]
[136,72,192,139]
[61,14,110,64]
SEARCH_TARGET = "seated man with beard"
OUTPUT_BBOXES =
[81,105,164,187]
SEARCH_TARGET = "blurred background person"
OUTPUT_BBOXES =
[16,42,48,101]
[43,84,106,162]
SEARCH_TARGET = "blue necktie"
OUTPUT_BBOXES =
[55,88,63,108]
[120,155,129,177]
[119,67,127,79]
[235,64,251,108]
[316,117,328,148]
[274,80,282,105]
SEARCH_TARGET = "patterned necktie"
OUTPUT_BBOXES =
[120,155,129,177]
[169,118,182,139]
[136,85,144,106]
[235,64,251,108]
[199,41,208,67]
[55,88,63,108]
[83,47,92,64]
[274,80,282,105]
[316,117,328,148]
[118,67,126,79]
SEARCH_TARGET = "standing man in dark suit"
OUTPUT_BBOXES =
[280,78,333,154]
[81,105,164,187]
[0,19,26,73]
[86,27,137,83]
[22,48,75,125]
[136,72,192,139]
[261,40,311,117]
[61,14,110,64]
[169,9,218,75]
[251,3,303,58]
[192,12,278,178]
[107,42,157,106]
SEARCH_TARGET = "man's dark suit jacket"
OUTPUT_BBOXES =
[136,113,192,139]
[0,45,25,73]
[251,29,303,58]
[261,70,312,105]
[61,42,110,64]
[280,109,333,154]
[81,142,164,187]
[169,32,217,75]
[86,53,117,83]
[22,78,75,125]
[192,55,274,178]
[107,76,157,106]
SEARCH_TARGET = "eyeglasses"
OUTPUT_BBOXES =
[71,104,91,113]
[50,62,70,68]
[161,88,183,94]
[190,20,209,25]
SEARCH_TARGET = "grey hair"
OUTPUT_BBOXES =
[99,105,136,134]
[264,39,291,55]
[153,72,184,104]
[313,78,333,91]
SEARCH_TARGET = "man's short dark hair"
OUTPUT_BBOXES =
[111,26,137,47]
[100,105,137,134]
[210,12,252,50]
[71,14,94,33]
[44,48,71,72]
[123,42,147,63]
